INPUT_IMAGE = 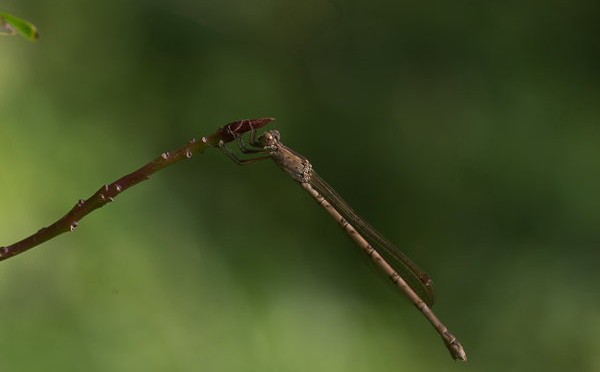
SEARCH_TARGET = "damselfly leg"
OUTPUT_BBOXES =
[218,126,270,165]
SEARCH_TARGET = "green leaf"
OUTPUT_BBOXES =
[0,11,39,41]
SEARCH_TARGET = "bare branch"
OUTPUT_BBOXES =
[0,118,274,261]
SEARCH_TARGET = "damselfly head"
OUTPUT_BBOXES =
[258,130,280,148]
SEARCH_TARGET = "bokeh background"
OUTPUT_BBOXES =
[2,1,599,371]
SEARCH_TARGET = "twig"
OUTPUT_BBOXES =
[0,118,274,262]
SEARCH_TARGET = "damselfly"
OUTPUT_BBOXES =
[216,128,467,361]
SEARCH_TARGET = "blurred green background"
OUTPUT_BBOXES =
[2,1,599,371]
